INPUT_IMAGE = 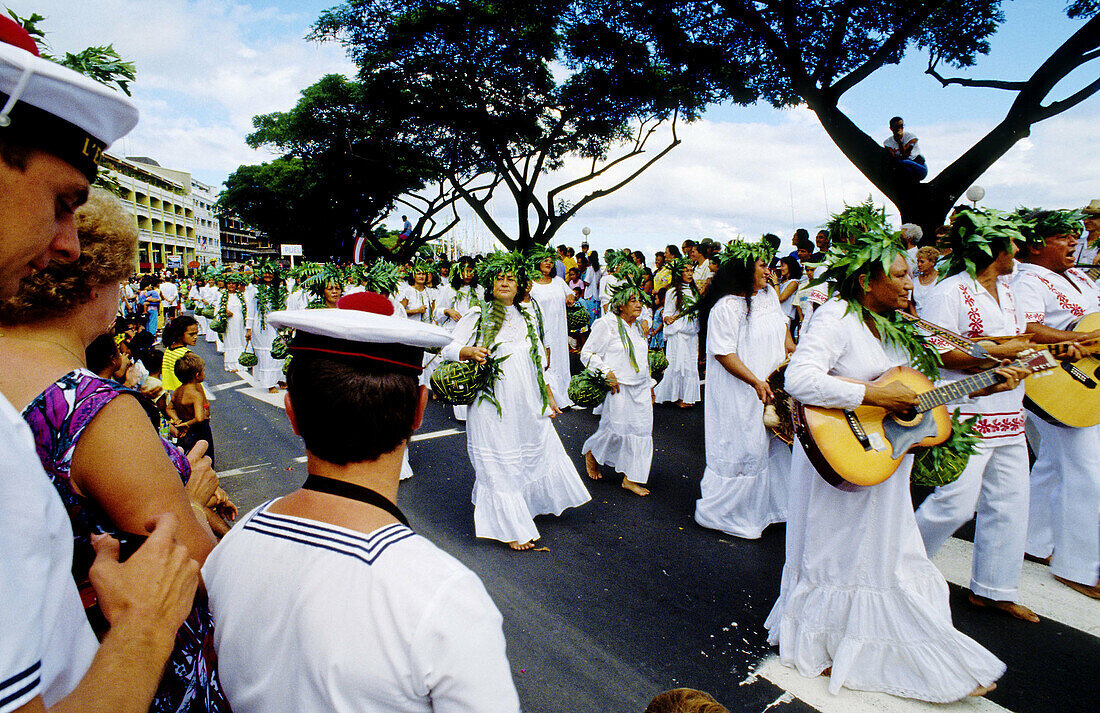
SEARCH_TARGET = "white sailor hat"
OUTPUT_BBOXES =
[267,291,451,374]
[0,16,139,180]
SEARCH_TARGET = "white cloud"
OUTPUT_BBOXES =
[22,0,354,183]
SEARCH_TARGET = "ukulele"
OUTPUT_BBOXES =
[794,350,1057,490]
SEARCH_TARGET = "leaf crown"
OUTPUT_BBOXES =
[1013,208,1084,245]
[944,208,1025,279]
[717,236,777,267]
[608,269,653,311]
[477,250,529,294]
[524,246,558,280]
[823,197,887,245]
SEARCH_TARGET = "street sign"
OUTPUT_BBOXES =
[281,244,303,257]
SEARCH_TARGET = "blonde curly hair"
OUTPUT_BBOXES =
[0,187,137,325]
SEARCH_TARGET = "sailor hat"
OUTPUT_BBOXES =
[268,291,452,374]
[0,16,139,180]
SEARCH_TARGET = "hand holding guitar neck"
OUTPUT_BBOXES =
[863,380,919,414]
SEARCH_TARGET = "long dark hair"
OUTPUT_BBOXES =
[671,263,698,307]
[697,258,758,357]
[450,256,478,290]
[162,315,198,348]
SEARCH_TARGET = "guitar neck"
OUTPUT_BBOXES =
[916,369,1004,412]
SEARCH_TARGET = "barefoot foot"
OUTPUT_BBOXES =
[1053,574,1100,599]
[621,479,650,496]
[268,386,280,393]
[969,683,996,697]
[584,452,601,480]
[508,540,536,551]
[967,593,1040,623]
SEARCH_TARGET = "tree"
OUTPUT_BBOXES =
[585,1,1100,239]
[311,0,728,252]
[220,74,475,260]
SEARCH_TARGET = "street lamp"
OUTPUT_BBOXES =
[966,185,985,208]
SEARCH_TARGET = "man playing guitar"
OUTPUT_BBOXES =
[914,210,1038,622]
[765,218,1027,702]
[1012,209,1100,598]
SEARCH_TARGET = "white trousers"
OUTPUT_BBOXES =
[915,440,1029,601]
[1026,418,1100,585]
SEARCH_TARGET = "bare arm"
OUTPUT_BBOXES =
[70,396,216,566]
[715,352,770,403]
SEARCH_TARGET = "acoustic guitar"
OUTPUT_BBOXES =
[1023,312,1100,428]
[794,351,1058,490]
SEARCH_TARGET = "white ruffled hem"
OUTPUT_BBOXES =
[582,430,653,484]
[653,368,700,404]
[764,577,1005,702]
[694,463,787,539]
[471,464,591,543]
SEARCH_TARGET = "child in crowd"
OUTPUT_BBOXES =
[645,688,729,713]
[169,352,214,465]
[168,351,236,536]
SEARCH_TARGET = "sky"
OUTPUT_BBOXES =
[14,0,1100,258]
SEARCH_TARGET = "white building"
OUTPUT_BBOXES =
[100,153,222,271]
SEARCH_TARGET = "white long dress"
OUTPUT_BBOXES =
[653,287,700,404]
[442,305,591,544]
[764,299,1005,702]
[695,290,790,538]
[530,277,574,408]
[580,314,655,484]
[222,293,246,370]
[245,285,285,389]
[188,285,206,335]
[202,285,219,344]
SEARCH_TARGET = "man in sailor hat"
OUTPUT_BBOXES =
[203,291,521,712]
[0,17,201,713]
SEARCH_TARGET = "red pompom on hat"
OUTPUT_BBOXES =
[0,16,40,55]
[337,290,394,316]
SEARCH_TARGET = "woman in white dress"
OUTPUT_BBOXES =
[765,232,1018,702]
[581,279,655,496]
[441,252,590,550]
[654,259,700,407]
[528,249,577,409]
[402,262,437,387]
[221,277,248,372]
[188,277,207,336]
[774,256,802,323]
[245,264,287,393]
[909,245,940,310]
[694,243,794,539]
[210,278,226,351]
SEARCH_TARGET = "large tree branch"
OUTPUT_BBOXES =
[712,0,806,84]
[830,0,952,97]
[552,113,681,228]
[811,0,858,87]
[925,61,1028,90]
[546,117,667,204]
[448,172,515,250]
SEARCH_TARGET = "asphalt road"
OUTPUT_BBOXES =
[194,338,1099,713]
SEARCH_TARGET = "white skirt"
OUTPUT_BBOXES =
[764,444,1005,702]
[654,331,700,404]
[582,380,653,484]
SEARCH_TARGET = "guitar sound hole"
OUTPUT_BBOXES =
[892,408,920,426]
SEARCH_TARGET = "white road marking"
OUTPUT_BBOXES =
[930,537,1099,636]
[755,655,1010,713]
[202,383,215,401]
[411,427,464,442]
[238,387,286,409]
[211,379,248,392]
[216,462,273,480]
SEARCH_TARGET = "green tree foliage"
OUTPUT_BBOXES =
[224,73,469,261]
[584,1,1100,238]
[6,9,136,95]
[311,0,728,251]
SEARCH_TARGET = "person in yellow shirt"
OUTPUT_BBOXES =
[160,315,199,391]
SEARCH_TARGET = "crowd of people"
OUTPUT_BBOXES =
[3,16,1100,713]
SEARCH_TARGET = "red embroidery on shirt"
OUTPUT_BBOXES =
[1035,274,1086,318]
[966,412,1025,439]
[957,284,983,338]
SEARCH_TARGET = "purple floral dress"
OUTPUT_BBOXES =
[22,369,231,713]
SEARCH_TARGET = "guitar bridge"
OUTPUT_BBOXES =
[1062,361,1097,389]
[844,410,873,452]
